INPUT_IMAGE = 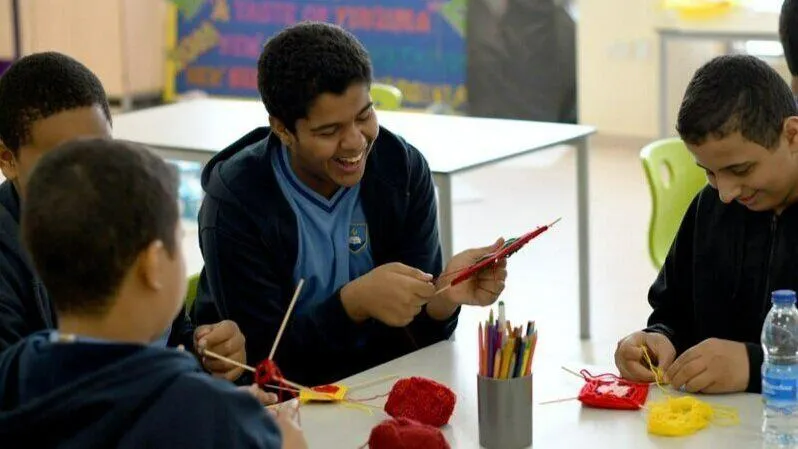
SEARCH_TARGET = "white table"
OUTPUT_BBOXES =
[656,9,779,137]
[298,340,764,448]
[113,99,596,338]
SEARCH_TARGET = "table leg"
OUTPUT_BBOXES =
[432,172,454,263]
[659,34,669,138]
[575,137,591,340]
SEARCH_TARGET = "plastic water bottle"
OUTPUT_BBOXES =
[762,289,798,447]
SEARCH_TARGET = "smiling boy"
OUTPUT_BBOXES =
[193,22,509,386]
[615,55,798,394]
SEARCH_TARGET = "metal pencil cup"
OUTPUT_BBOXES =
[477,374,533,449]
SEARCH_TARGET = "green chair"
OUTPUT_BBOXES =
[640,138,707,269]
[370,83,403,111]
[185,273,200,314]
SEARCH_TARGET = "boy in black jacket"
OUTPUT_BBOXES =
[0,52,248,382]
[0,138,305,448]
[616,54,798,394]
[193,22,509,386]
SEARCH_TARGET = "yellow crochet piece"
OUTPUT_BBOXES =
[641,346,740,437]
[298,384,349,402]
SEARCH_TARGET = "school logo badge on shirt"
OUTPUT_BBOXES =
[349,223,369,253]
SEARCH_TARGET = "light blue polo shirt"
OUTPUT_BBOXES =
[271,146,375,310]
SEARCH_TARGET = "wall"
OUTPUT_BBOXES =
[577,0,783,138]
[0,0,14,60]
[0,0,167,99]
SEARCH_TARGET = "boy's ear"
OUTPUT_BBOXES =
[785,117,798,152]
[138,240,165,291]
[0,143,18,181]
[268,116,296,148]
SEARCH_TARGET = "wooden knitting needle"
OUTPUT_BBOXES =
[203,349,256,373]
[539,397,578,405]
[202,349,326,397]
[561,366,584,379]
[268,279,305,361]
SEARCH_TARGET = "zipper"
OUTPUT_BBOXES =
[763,214,779,316]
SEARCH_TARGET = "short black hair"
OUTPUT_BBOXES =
[22,138,180,316]
[781,0,798,76]
[676,54,797,149]
[0,52,111,154]
[257,21,373,133]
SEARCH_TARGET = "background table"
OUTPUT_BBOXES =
[299,338,764,448]
[655,9,779,137]
[114,99,596,338]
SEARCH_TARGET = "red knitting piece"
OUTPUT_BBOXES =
[384,377,456,427]
[255,359,296,402]
[577,370,649,410]
[368,418,450,449]
[255,359,285,386]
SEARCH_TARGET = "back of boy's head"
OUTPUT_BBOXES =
[676,54,798,149]
[0,52,111,154]
[257,21,373,133]
[781,0,798,78]
[22,138,179,316]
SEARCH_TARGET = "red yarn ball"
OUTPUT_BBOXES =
[384,377,456,427]
[368,418,450,449]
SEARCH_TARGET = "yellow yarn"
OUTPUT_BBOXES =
[641,346,740,436]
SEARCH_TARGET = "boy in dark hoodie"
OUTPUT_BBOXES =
[0,138,306,448]
[0,52,249,382]
[615,55,798,394]
[193,21,509,387]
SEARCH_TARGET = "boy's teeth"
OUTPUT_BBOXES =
[338,154,363,163]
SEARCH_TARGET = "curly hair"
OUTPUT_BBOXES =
[257,21,373,133]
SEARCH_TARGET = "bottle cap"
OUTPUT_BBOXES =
[772,290,797,305]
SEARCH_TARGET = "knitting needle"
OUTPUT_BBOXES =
[203,349,257,373]
[539,397,578,405]
[561,366,584,379]
[268,278,305,361]
[201,349,330,399]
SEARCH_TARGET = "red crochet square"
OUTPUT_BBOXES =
[577,371,649,410]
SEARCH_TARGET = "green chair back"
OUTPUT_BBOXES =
[640,138,707,269]
[370,83,403,111]
[185,273,200,314]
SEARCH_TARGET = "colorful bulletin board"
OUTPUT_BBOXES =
[165,0,467,110]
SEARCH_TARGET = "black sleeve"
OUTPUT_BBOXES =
[400,143,459,345]
[644,192,699,355]
[167,306,196,353]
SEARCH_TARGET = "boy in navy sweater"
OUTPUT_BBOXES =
[0,139,306,448]
[193,22,509,386]
[0,52,249,382]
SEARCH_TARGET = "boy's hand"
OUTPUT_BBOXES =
[239,384,278,406]
[665,338,749,393]
[340,262,435,327]
[436,238,508,307]
[615,331,675,382]
[195,320,247,381]
[270,403,307,449]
